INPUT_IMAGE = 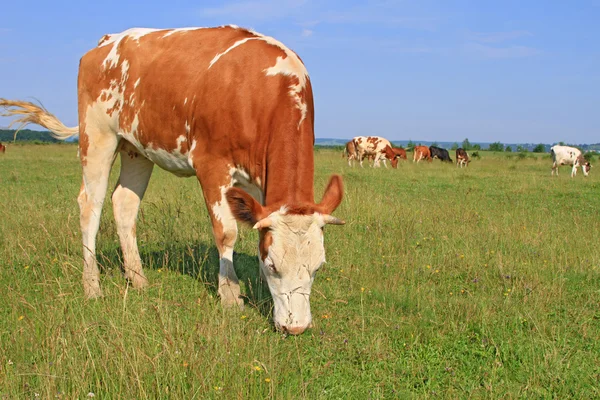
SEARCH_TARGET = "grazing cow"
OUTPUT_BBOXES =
[352,136,392,168]
[550,145,591,177]
[429,146,452,163]
[0,26,346,335]
[343,140,358,166]
[382,145,407,168]
[413,145,432,163]
[0,143,5,153]
[456,148,470,168]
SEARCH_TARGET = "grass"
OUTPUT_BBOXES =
[1,144,599,399]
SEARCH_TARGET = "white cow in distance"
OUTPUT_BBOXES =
[550,145,591,177]
[352,136,392,168]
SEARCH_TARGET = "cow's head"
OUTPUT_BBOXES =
[584,162,592,176]
[383,145,400,168]
[226,175,344,335]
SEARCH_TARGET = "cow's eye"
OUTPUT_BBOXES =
[264,258,277,274]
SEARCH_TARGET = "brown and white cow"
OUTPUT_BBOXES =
[382,145,407,168]
[413,145,432,163]
[343,140,358,166]
[550,145,591,177]
[352,136,392,168]
[0,142,5,153]
[0,26,345,335]
[456,148,470,168]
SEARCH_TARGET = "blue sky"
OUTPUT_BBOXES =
[1,0,599,144]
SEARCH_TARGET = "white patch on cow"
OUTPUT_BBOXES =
[162,27,205,38]
[187,140,197,169]
[212,185,236,223]
[176,135,187,150]
[209,37,259,69]
[185,121,190,133]
[184,97,188,105]
[100,28,161,69]
[264,56,308,127]
[134,78,141,89]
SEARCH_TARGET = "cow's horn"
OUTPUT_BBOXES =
[253,218,273,230]
[323,215,345,225]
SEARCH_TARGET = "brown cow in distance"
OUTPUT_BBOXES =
[456,148,470,167]
[383,145,407,168]
[413,145,432,163]
[0,143,5,153]
[0,26,346,335]
[343,140,358,166]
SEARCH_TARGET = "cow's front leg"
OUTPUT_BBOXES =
[198,171,244,309]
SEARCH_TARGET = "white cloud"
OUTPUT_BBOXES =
[468,30,532,43]
[301,29,313,37]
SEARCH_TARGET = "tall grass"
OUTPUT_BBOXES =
[1,145,598,398]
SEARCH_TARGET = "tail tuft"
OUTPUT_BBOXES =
[0,99,78,140]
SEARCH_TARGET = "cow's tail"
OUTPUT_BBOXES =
[0,99,78,140]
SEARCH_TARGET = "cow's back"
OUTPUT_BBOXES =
[77,26,314,175]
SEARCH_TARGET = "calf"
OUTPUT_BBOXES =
[353,136,392,168]
[0,143,5,153]
[550,145,591,177]
[429,146,452,163]
[413,145,432,163]
[456,148,470,168]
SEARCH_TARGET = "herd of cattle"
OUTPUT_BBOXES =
[0,26,593,336]
[343,136,470,168]
[342,136,591,177]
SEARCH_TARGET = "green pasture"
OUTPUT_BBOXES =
[1,144,598,398]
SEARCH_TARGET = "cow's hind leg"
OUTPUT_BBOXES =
[78,133,119,299]
[112,142,154,288]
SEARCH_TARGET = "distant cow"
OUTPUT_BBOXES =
[0,143,5,153]
[353,136,392,168]
[343,140,358,166]
[550,145,591,177]
[382,145,407,168]
[413,145,432,163]
[429,146,452,163]
[456,148,470,168]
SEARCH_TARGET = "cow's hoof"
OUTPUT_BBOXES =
[84,285,103,299]
[219,289,245,310]
[126,270,149,289]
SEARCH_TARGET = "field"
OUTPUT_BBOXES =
[1,144,599,399]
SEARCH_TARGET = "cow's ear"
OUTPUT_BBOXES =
[226,188,266,226]
[318,174,344,214]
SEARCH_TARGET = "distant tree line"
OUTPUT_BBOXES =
[0,129,77,143]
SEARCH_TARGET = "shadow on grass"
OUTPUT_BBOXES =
[96,241,274,319]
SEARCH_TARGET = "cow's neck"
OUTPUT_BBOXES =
[263,136,315,209]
